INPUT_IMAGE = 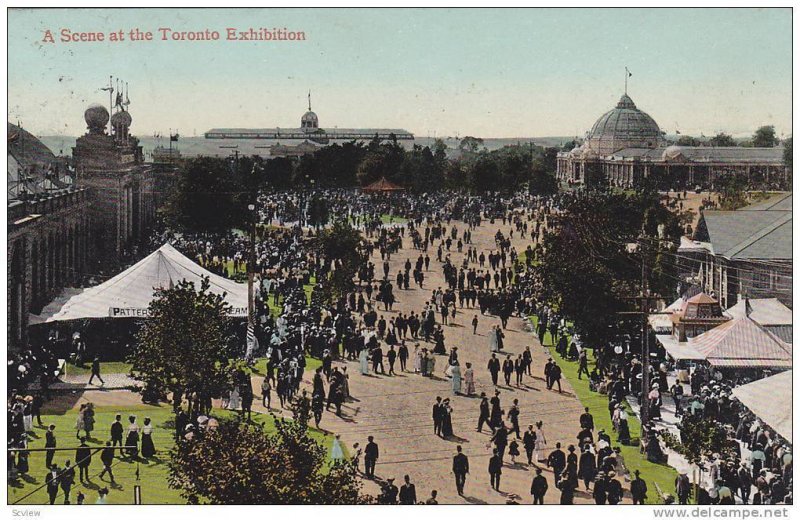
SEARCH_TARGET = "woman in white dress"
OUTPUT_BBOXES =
[451,363,462,395]
[414,344,423,373]
[330,434,345,462]
[534,420,547,463]
[489,325,500,353]
[463,362,476,396]
[359,348,370,375]
[228,387,241,411]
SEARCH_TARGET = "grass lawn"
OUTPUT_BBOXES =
[529,315,678,504]
[8,404,336,505]
[250,355,322,376]
[63,362,133,377]
[380,214,407,225]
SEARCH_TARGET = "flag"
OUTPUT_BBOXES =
[676,129,681,135]
[626,67,632,77]
[170,133,179,142]
[245,323,258,360]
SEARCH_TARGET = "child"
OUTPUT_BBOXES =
[509,439,520,464]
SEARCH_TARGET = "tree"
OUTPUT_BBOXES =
[532,190,683,346]
[752,125,778,148]
[130,277,234,414]
[784,137,792,169]
[164,157,250,233]
[708,133,736,147]
[676,135,701,147]
[313,220,367,303]
[459,136,484,153]
[168,416,372,504]
[716,172,749,210]
[661,413,738,466]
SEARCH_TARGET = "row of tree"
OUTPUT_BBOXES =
[675,125,783,148]
[163,136,561,233]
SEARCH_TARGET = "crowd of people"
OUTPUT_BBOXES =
[8,188,792,506]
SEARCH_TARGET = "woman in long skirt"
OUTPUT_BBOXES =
[126,416,140,459]
[427,355,436,377]
[330,434,345,462]
[75,404,86,439]
[341,367,350,399]
[489,325,500,353]
[83,403,95,440]
[534,421,547,462]
[441,401,454,437]
[414,345,423,373]
[22,397,33,433]
[141,417,156,458]
[451,363,462,395]
[359,348,370,375]
[463,363,476,396]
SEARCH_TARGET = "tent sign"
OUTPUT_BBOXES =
[109,307,248,318]
[109,307,151,318]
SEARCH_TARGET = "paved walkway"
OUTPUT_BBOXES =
[291,220,594,504]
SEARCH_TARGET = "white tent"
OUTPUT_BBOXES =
[732,370,792,442]
[31,243,248,323]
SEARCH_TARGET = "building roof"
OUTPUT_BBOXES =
[8,122,57,169]
[30,243,248,323]
[585,94,663,154]
[726,298,792,326]
[362,177,405,193]
[604,145,785,164]
[738,193,792,211]
[731,370,792,442]
[205,127,414,140]
[694,210,792,260]
[689,316,792,368]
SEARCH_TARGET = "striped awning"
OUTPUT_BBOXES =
[690,316,792,368]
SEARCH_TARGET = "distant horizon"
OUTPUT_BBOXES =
[9,8,792,139]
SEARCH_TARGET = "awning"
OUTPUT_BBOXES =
[731,371,792,442]
[30,243,248,323]
[656,334,706,361]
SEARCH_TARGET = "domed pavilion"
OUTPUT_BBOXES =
[556,91,787,190]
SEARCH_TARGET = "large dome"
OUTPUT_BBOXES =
[585,94,663,155]
[301,110,319,132]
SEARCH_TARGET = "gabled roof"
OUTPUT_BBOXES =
[695,210,792,260]
[362,177,405,192]
[726,298,792,326]
[737,193,792,211]
[689,316,792,368]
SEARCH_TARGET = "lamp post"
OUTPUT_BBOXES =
[247,203,256,331]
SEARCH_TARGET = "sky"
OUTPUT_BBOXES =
[7,8,793,139]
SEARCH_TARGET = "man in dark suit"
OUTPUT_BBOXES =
[579,407,594,431]
[523,425,537,465]
[452,445,469,495]
[60,460,75,504]
[487,354,501,386]
[433,397,443,437]
[99,441,116,483]
[544,359,554,389]
[399,474,417,504]
[631,469,648,504]
[75,438,92,482]
[491,424,509,461]
[550,363,563,393]
[364,436,379,478]
[531,467,549,504]
[488,449,503,491]
[44,424,57,469]
[110,414,124,448]
[547,442,566,486]
[477,393,490,432]
[45,465,60,505]
[88,357,104,385]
